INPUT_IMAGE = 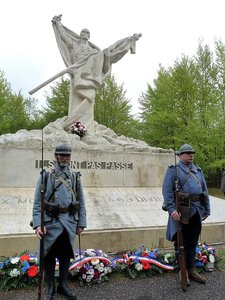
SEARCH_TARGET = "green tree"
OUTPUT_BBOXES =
[94,74,138,137]
[139,57,198,150]
[0,70,30,134]
[139,40,225,184]
[42,77,70,124]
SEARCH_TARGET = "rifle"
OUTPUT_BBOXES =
[29,68,67,95]
[174,150,188,292]
[29,57,94,95]
[37,129,45,300]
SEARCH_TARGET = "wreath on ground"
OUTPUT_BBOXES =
[0,243,219,291]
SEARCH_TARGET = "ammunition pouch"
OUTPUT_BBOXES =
[44,202,60,218]
[177,192,190,224]
[68,202,79,215]
[200,191,207,202]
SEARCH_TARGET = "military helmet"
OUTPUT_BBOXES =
[55,144,71,155]
[178,143,195,155]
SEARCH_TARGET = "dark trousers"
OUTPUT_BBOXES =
[44,230,73,285]
[174,212,202,269]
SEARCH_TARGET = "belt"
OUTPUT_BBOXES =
[59,207,69,213]
[190,194,202,202]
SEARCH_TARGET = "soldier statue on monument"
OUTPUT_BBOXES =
[30,15,142,132]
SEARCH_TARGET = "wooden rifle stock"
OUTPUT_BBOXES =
[37,130,45,300]
[174,152,188,292]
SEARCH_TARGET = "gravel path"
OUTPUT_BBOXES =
[0,271,223,300]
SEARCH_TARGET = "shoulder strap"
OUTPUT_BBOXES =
[189,172,202,189]
[57,174,78,202]
[176,166,190,190]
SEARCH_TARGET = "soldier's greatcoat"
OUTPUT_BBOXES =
[32,162,87,257]
[162,160,210,241]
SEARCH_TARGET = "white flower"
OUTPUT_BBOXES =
[107,267,112,273]
[86,249,96,256]
[98,266,104,272]
[164,253,171,264]
[9,268,20,277]
[135,263,143,271]
[209,254,215,263]
[82,274,87,279]
[86,276,92,282]
[10,257,20,264]
[87,269,94,275]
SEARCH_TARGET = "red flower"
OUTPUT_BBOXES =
[20,255,30,262]
[93,270,100,279]
[79,266,87,274]
[202,256,207,264]
[142,261,151,270]
[142,252,149,257]
[27,265,38,277]
[140,260,151,270]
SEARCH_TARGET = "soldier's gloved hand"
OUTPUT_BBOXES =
[35,226,46,240]
[171,210,181,221]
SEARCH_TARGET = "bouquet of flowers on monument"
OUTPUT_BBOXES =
[0,253,39,290]
[69,121,87,137]
[69,249,112,285]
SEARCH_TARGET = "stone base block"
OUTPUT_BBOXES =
[0,223,225,257]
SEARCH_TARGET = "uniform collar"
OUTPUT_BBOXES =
[53,162,71,177]
[178,160,197,174]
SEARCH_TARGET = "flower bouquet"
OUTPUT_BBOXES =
[69,249,112,285]
[69,121,87,137]
[112,246,175,280]
[0,254,39,291]
[195,242,218,271]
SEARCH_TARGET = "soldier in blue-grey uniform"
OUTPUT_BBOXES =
[162,143,210,286]
[33,144,86,300]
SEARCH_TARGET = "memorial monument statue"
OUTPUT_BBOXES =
[29,15,142,132]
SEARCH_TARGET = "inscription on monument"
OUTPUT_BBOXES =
[35,160,133,170]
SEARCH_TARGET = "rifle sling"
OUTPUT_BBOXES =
[46,181,63,202]
[57,175,77,201]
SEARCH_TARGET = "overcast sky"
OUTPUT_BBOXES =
[1,0,225,115]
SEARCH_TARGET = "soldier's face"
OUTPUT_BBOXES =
[55,154,71,167]
[179,152,194,165]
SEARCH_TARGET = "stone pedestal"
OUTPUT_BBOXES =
[1,121,224,256]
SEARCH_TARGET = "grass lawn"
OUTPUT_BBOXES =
[208,188,225,200]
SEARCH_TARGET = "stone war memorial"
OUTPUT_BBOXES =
[1,15,225,257]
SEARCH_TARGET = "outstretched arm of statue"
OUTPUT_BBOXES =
[130,33,142,54]
[52,14,73,47]
[103,48,111,73]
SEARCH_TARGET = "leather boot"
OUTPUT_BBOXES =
[188,268,206,284]
[57,281,77,300]
[44,284,55,300]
